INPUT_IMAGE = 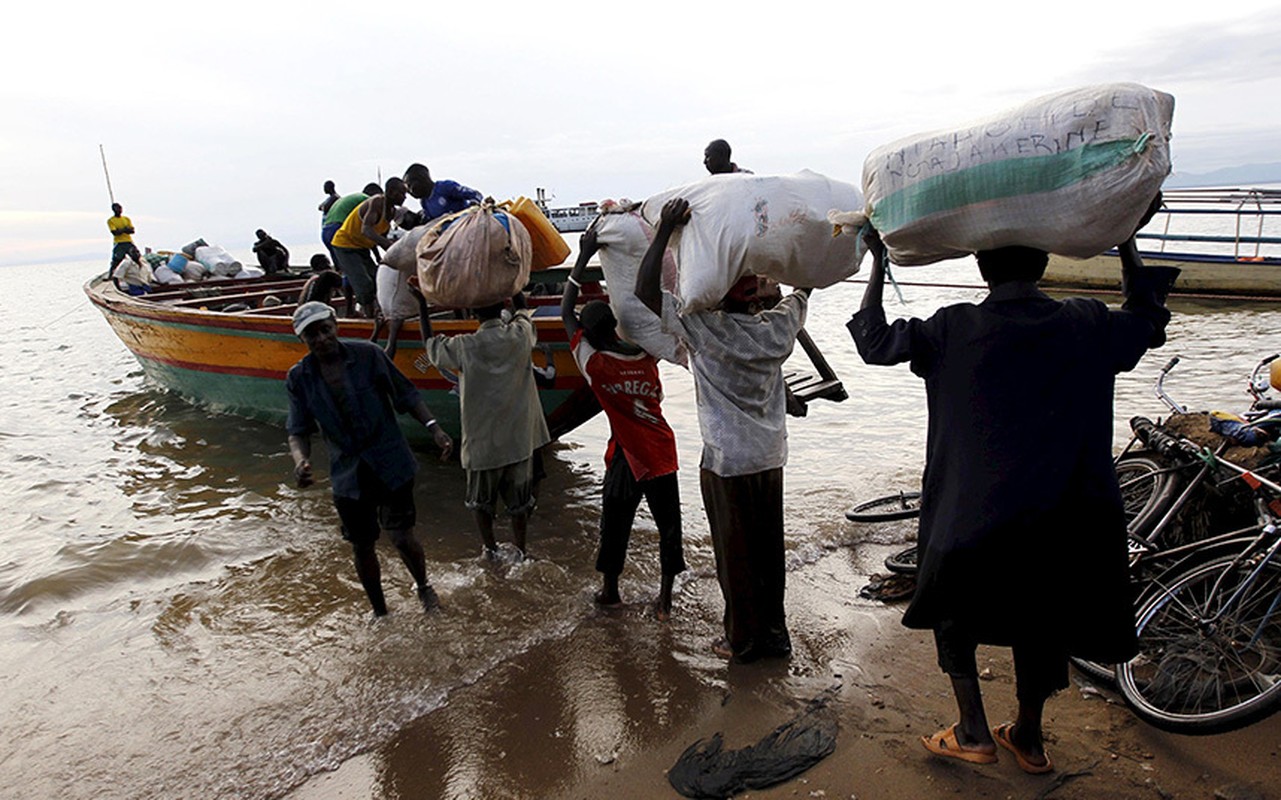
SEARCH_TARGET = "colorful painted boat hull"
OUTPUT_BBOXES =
[84,275,601,441]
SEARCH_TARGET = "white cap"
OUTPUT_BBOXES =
[292,301,335,336]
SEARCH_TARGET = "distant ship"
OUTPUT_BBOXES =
[535,188,598,233]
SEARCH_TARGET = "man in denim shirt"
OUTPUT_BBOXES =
[286,302,453,616]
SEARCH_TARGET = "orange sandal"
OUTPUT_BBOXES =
[921,723,998,765]
[992,722,1053,774]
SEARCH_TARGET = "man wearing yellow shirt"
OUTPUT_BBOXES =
[330,178,406,317]
[107,203,135,269]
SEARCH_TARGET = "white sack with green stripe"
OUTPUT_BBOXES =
[861,83,1173,265]
[642,170,867,313]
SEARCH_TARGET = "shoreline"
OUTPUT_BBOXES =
[289,543,1281,799]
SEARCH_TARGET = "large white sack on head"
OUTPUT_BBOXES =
[382,224,435,274]
[376,264,421,320]
[416,203,532,308]
[863,83,1174,265]
[194,244,243,277]
[591,200,686,366]
[642,170,866,313]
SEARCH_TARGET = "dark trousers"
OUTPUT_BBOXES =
[934,621,1070,703]
[700,467,788,658]
[110,241,132,269]
[596,454,686,578]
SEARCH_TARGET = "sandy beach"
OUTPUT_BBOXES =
[290,540,1281,800]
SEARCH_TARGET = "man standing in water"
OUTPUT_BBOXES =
[637,197,809,662]
[107,203,135,269]
[286,301,454,616]
[850,197,1175,773]
[562,255,686,619]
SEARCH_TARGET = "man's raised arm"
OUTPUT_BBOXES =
[636,198,689,316]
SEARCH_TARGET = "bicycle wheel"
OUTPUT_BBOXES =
[846,491,922,523]
[1116,453,1180,537]
[1115,553,1281,734]
[1071,657,1117,686]
[884,545,918,574]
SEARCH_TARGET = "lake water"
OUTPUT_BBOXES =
[0,256,1276,799]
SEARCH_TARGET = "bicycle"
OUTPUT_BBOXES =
[1111,422,1281,734]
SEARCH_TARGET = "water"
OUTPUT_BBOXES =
[0,259,1276,799]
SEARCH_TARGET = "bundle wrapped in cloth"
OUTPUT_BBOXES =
[642,170,867,314]
[381,224,433,274]
[415,199,532,308]
[591,199,685,365]
[860,83,1174,265]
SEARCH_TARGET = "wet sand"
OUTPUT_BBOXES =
[290,541,1281,800]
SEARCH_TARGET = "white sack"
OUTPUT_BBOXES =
[152,265,183,285]
[376,264,421,320]
[416,203,532,308]
[862,82,1174,265]
[234,265,266,280]
[381,224,434,274]
[194,244,243,277]
[591,201,686,366]
[642,170,866,313]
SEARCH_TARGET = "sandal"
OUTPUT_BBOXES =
[992,722,1053,774]
[920,723,998,765]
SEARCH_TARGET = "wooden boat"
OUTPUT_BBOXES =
[84,267,606,441]
[1042,188,1281,299]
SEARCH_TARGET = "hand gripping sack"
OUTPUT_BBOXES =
[642,170,866,313]
[862,83,1174,265]
[415,200,533,308]
[591,200,686,366]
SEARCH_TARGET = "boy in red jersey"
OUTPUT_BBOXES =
[562,262,686,619]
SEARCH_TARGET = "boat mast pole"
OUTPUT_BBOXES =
[99,144,116,205]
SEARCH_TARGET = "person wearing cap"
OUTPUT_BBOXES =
[636,197,811,663]
[562,260,686,619]
[849,196,1176,773]
[286,301,454,616]
[421,292,551,559]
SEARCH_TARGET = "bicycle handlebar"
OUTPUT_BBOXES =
[1130,416,1205,459]
[1256,399,1281,411]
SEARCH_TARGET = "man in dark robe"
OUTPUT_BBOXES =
[849,196,1176,773]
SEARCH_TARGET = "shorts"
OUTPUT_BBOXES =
[332,467,417,545]
[465,458,535,516]
[332,246,377,308]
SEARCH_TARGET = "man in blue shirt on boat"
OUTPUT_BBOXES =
[286,301,454,617]
[403,163,483,226]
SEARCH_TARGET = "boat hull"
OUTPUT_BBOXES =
[1043,252,1281,298]
[85,276,601,441]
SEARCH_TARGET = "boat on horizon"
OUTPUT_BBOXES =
[84,268,605,442]
[534,188,598,234]
[1042,187,1281,299]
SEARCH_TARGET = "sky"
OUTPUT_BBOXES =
[3,0,1280,266]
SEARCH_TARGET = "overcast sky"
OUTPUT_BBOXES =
[3,0,1280,266]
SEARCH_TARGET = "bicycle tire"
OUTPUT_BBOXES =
[846,491,922,523]
[884,545,918,574]
[1071,657,1118,686]
[1116,452,1181,537]
[1115,552,1281,735]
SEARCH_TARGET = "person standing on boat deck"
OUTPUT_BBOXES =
[252,229,290,275]
[403,163,483,226]
[286,301,454,617]
[318,180,340,216]
[421,292,551,560]
[330,178,406,317]
[322,182,382,266]
[703,139,752,175]
[636,197,810,663]
[107,203,136,270]
[562,256,686,619]
[849,196,1176,774]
